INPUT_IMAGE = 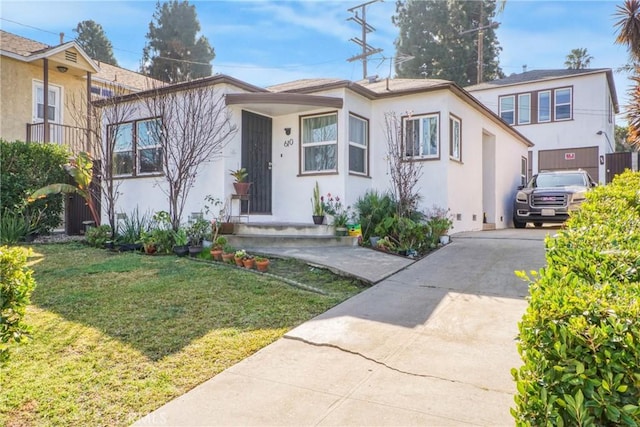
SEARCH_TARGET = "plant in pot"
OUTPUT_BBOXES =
[173,227,189,257]
[187,218,209,257]
[324,193,350,236]
[242,254,255,269]
[210,236,227,261]
[234,249,247,267]
[222,245,235,263]
[138,230,157,255]
[310,181,325,224]
[230,168,251,195]
[425,205,454,245]
[255,256,270,272]
[205,195,234,235]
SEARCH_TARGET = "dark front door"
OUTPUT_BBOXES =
[66,160,101,235]
[606,152,633,183]
[242,110,272,214]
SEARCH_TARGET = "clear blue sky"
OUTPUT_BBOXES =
[1,0,634,119]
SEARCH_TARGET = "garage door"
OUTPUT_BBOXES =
[538,146,599,182]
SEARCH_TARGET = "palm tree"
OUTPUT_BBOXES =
[564,48,593,69]
[615,0,640,148]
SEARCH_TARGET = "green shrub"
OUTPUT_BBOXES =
[0,140,69,235]
[85,225,112,248]
[0,209,29,245]
[0,246,37,367]
[354,190,396,243]
[117,207,151,244]
[512,171,640,426]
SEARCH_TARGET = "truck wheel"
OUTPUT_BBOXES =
[514,218,526,229]
[534,222,543,228]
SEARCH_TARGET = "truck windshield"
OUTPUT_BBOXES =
[532,173,586,188]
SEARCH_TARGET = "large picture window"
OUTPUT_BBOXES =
[449,115,461,161]
[518,94,531,125]
[301,112,337,173]
[110,118,163,177]
[404,113,439,159]
[348,114,368,175]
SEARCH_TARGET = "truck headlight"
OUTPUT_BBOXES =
[516,191,528,203]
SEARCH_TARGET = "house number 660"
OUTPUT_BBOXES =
[284,139,294,147]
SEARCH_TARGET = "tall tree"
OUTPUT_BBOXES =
[393,0,503,86]
[615,0,640,148]
[142,0,214,83]
[73,20,118,66]
[564,48,593,69]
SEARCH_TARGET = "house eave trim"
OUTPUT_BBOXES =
[225,93,343,110]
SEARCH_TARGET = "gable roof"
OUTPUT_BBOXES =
[0,30,160,91]
[466,68,619,113]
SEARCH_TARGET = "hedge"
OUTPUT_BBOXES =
[512,170,640,426]
[0,246,36,367]
[0,140,69,236]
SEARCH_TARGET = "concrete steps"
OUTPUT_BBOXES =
[223,223,359,248]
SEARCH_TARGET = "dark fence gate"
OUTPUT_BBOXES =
[65,161,101,235]
[606,152,638,183]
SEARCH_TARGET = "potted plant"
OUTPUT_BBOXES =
[255,256,270,272]
[205,195,234,235]
[324,192,350,235]
[173,227,189,257]
[138,230,157,255]
[222,245,235,263]
[242,254,255,269]
[234,249,246,267]
[210,236,227,261]
[426,206,454,245]
[187,218,209,257]
[230,167,251,195]
[310,181,325,224]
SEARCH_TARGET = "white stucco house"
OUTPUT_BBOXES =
[98,74,532,232]
[466,68,619,184]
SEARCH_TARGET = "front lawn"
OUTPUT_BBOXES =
[0,243,366,426]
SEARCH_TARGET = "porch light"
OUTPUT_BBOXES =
[284,127,291,135]
[56,65,68,73]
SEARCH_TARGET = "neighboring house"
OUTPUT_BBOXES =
[0,30,159,154]
[99,74,532,232]
[466,69,619,184]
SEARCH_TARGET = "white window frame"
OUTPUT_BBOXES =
[348,113,368,175]
[518,93,531,125]
[301,112,338,174]
[136,118,163,175]
[521,156,528,187]
[403,113,440,159]
[538,91,551,123]
[499,95,515,125]
[449,114,461,161]
[32,81,62,124]
[554,87,572,121]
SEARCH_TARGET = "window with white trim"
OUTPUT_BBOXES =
[301,112,337,173]
[554,88,572,120]
[348,114,368,175]
[404,113,439,158]
[521,156,528,186]
[449,115,461,161]
[499,95,515,125]
[518,93,531,125]
[33,82,61,123]
[110,118,163,176]
[538,91,551,122]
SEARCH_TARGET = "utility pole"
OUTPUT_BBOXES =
[459,8,499,84]
[347,0,383,80]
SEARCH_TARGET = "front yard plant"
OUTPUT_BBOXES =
[0,242,365,426]
[512,170,640,425]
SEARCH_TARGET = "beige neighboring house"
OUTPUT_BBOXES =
[0,30,159,154]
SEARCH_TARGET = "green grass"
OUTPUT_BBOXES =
[0,242,366,426]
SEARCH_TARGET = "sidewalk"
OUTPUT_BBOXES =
[134,229,549,426]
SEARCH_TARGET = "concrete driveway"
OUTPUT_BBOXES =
[135,228,551,426]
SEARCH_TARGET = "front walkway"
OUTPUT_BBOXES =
[135,229,551,426]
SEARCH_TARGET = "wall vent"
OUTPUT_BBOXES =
[65,51,78,63]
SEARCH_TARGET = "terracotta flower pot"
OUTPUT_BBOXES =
[243,258,255,269]
[256,260,270,272]
[234,256,244,267]
[222,252,235,263]
[210,249,223,261]
[233,182,251,195]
